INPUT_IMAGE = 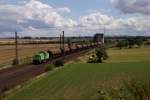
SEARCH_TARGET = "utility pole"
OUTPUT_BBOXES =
[103,27,105,44]
[62,31,65,57]
[15,32,19,64]
[60,34,62,49]
[62,31,65,50]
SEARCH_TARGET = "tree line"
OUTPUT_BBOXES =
[116,37,146,49]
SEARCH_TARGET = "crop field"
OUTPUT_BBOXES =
[106,47,150,63]
[7,61,150,100]
[6,47,150,100]
[0,43,69,66]
[68,46,150,64]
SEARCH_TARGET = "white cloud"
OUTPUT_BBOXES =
[56,7,71,13]
[79,12,114,27]
[0,0,150,36]
[111,0,150,15]
[0,0,77,33]
[78,11,150,36]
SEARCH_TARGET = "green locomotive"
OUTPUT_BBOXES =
[32,51,50,64]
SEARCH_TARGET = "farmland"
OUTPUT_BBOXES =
[0,43,69,67]
[68,46,150,64]
[106,47,150,63]
[7,61,150,100]
[1,0,150,99]
[6,47,150,100]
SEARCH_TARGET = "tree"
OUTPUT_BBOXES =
[116,40,126,49]
[127,39,135,48]
[102,46,109,60]
[55,60,64,67]
[88,54,96,63]
[88,46,108,63]
[95,48,103,63]
[135,38,143,47]
[95,46,108,63]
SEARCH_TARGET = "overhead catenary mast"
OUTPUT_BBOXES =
[62,31,65,51]
[62,31,65,57]
[60,34,62,49]
[15,31,19,64]
[103,27,105,44]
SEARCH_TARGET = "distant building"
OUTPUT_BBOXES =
[93,33,104,43]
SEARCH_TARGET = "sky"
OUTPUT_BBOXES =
[0,0,150,37]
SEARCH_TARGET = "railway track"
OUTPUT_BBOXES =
[0,47,95,98]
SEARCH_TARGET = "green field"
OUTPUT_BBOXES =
[106,47,150,63]
[7,61,150,100]
[6,47,150,100]
[68,47,150,64]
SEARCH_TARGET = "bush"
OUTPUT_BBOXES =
[101,46,109,60]
[116,38,144,49]
[55,60,64,67]
[96,47,108,62]
[44,64,55,72]
[116,40,127,49]
[87,46,108,63]
[135,39,143,47]
[145,41,150,45]
[95,48,103,63]
[87,55,96,63]
[12,59,19,65]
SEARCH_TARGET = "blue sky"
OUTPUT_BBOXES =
[2,0,117,19]
[44,0,116,18]
[0,0,149,36]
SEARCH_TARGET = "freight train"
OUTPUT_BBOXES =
[32,43,98,64]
